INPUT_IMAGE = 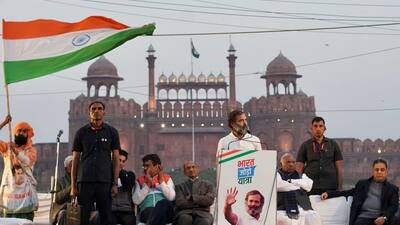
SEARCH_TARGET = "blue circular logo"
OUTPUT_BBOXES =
[72,34,91,46]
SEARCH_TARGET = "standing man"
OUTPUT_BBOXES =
[70,101,121,225]
[110,149,136,225]
[217,110,262,154]
[0,120,38,221]
[174,161,215,225]
[224,188,265,225]
[321,159,399,225]
[296,116,343,195]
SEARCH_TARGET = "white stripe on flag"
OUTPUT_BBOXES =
[3,28,122,61]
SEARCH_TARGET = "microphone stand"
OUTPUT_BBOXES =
[50,130,63,223]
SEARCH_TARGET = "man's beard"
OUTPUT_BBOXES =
[233,124,249,139]
[247,205,262,218]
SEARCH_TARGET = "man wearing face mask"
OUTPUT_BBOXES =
[217,110,262,154]
[0,118,38,221]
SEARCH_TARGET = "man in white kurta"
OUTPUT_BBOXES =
[217,110,262,155]
[277,153,322,225]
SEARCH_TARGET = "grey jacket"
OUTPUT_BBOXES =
[175,178,215,213]
[50,173,71,225]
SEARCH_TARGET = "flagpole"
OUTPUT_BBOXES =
[4,84,12,142]
[1,30,12,143]
[190,39,195,162]
[190,40,194,74]
[191,90,195,162]
[2,39,14,207]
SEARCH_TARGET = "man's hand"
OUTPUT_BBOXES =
[157,165,165,184]
[0,115,11,129]
[111,184,118,197]
[225,187,238,206]
[320,192,328,200]
[374,216,385,225]
[145,169,153,188]
[185,195,193,201]
[70,185,78,202]
[9,142,18,155]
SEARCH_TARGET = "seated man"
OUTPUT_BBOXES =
[110,149,136,225]
[321,159,399,225]
[174,161,215,225]
[50,156,73,225]
[50,156,99,225]
[393,175,400,217]
[132,154,175,225]
[277,153,322,225]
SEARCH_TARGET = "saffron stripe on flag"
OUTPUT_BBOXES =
[4,24,155,84]
[3,16,128,39]
[218,150,258,164]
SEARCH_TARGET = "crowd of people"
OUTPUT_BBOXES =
[0,102,399,225]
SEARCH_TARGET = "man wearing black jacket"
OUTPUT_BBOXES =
[110,149,136,225]
[321,159,399,225]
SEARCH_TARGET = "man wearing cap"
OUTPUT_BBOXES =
[50,155,73,225]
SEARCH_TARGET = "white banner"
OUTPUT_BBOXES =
[216,150,277,225]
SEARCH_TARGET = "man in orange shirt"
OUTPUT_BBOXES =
[0,115,38,221]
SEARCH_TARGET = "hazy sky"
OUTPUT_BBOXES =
[0,0,399,143]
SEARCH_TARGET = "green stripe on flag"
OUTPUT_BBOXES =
[218,150,257,164]
[4,24,155,84]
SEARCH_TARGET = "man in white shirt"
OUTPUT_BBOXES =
[277,153,322,225]
[217,110,262,155]
[224,187,265,225]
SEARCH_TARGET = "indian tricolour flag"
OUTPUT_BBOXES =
[2,16,155,84]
